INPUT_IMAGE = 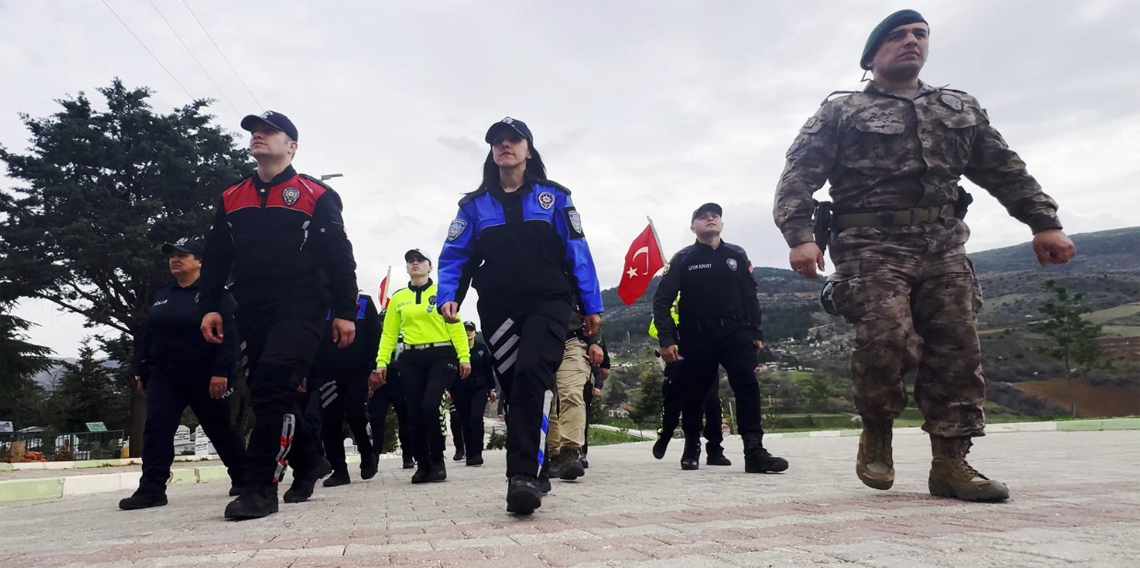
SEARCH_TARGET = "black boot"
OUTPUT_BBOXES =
[743,433,788,473]
[706,442,732,466]
[411,464,431,484]
[466,453,484,466]
[680,437,701,471]
[537,473,552,494]
[119,489,167,510]
[506,474,543,515]
[360,452,379,480]
[652,433,671,460]
[284,456,332,503]
[402,454,415,469]
[224,485,278,520]
[428,458,447,482]
[453,447,466,461]
[228,483,244,497]
[580,456,589,469]
[323,469,351,487]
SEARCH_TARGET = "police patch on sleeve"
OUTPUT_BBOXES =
[564,207,584,239]
[447,218,468,241]
[726,258,738,271]
[538,191,555,210]
[940,93,963,112]
[282,187,301,206]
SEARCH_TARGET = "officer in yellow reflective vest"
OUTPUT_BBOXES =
[648,299,729,467]
[370,249,470,484]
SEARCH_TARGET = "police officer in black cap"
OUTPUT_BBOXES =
[652,203,788,473]
[120,238,247,510]
[200,110,359,519]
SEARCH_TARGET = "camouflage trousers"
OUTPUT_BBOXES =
[830,236,986,438]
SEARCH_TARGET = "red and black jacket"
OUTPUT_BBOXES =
[199,165,358,320]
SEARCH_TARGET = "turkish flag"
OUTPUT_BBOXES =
[617,224,665,306]
[377,266,392,309]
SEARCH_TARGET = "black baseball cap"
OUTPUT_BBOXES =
[161,237,205,256]
[691,202,723,221]
[485,117,533,144]
[463,321,477,331]
[404,249,430,263]
[240,110,299,141]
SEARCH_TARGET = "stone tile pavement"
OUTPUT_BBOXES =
[1,430,1137,567]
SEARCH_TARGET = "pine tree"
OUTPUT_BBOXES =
[1039,279,1110,417]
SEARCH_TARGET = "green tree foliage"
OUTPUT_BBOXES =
[1038,279,1110,417]
[0,306,55,427]
[628,367,663,427]
[0,79,250,452]
[48,340,125,433]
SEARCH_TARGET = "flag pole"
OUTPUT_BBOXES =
[647,216,667,267]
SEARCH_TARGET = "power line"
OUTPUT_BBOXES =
[100,0,194,100]
[180,0,263,110]
[146,0,240,115]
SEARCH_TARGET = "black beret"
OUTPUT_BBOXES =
[860,9,928,70]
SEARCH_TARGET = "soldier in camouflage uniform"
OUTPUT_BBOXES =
[773,9,1076,502]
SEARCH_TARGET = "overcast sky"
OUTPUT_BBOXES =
[3,0,1138,358]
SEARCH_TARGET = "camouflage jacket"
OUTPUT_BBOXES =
[773,81,1062,249]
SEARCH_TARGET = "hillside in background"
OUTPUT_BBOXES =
[601,227,1140,420]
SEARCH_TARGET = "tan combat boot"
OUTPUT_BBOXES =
[928,436,1010,502]
[856,420,894,490]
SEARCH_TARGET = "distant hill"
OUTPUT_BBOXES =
[602,226,1140,344]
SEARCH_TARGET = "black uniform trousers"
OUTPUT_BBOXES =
[479,298,570,478]
[660,360,724,450]
[399,346,458,467]
[139,366,246,494]
[677,323,763,440]
[315,368,374,473]
[582,382,593,457]
[451,383,489,457]
[237,305,325,487]
[368,377,411,455]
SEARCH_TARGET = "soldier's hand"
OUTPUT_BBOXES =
[660,345,680,364]
[368,367,387,396]
[209,376,228,399]
[754,340,764,350]
[789,242,825,279]
[200,312,224,344]
[488,390,498,403]
[584,313,602,337]
[459,362,471,380]
[440,301,460,323]
[135,377,146,395]
[1032,229,1076,266]
[332,318,356,348]
[592,387,602,398]
[445,391,453,404]
[297,378,307,393]
[587,344,604,365]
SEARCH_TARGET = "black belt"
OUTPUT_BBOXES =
[832,205,958,230]
[683,314,746,331]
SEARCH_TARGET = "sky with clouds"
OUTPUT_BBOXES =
[3,0,1138,358]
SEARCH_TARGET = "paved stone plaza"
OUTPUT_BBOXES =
[2,430,1138,567]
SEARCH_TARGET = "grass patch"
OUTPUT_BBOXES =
[588,427,649,446]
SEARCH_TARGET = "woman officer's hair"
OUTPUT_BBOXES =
[475,145,547,192]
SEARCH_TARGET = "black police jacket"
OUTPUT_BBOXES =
[452,341,498,393]
[199,165,358,319]
[313,294,381,372]
[652,239,764,349]
[135,280,238,384]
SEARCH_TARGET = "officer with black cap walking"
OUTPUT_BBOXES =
[652,203,787,473]
[200,110,359,519]
[120,238,247,510]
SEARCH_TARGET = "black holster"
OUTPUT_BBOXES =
[812,200,834,255]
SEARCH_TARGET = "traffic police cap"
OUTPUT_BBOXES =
[485,117,534,145]
[463,321,477,331]
[161,237,205,256]
[861,9,927,70]
[691,202,723,221]
[240,110,299,141]
[404,249,430,263]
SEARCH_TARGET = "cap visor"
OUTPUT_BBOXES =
[240,115,279,133]
[485,123,524,144]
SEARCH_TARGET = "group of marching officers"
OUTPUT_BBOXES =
[119,9,1079,520]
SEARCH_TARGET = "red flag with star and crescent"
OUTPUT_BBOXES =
[617,224,666,306]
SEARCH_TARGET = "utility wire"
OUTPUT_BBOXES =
[100,0,194,100]
[146,0,240,115]
[180,0,264,110]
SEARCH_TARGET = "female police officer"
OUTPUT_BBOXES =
[369,249,470,484]
[437,117,603,515]
[119,238,247,510]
